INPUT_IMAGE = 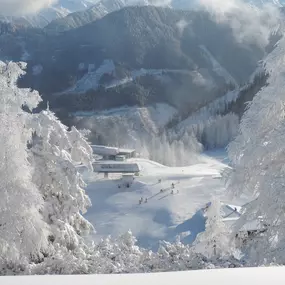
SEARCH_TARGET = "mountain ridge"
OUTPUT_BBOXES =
[1,0,284,30]
[44,0,285,34]
[16,6,267,115]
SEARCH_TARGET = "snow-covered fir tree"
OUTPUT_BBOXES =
[0,61,98,274]
[29,109,94,257]
[193,198,232,259]
[0,62,49,272]
[147,131,202,167]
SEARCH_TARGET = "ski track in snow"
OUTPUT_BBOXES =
[199,45,238,87]
[82,150,248,250]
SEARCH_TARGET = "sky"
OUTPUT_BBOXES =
[0,0,58,16]
[198,0,281,48]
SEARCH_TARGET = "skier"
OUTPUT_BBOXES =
[171,183,175,189]
[145,198,148,203]
[171,190,174,195]
[158,179,162,183]
[160,189,163,193]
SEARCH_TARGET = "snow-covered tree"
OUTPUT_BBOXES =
[0,62,49,271]
[226,37,285,264]
[29,109,94,253]
[146,131,203,167]
[194,198,232,259]
[202,114,239,149]
[92,231,144,274]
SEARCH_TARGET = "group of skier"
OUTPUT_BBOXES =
[139,179,179,205]
[139,197,148,204]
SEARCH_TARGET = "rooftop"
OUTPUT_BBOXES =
[91,145,135,156]
[223,217,264,232]
[203,202,263,231]
[92,161,140,173]
[94,160,138,165]
[119,148,136,154]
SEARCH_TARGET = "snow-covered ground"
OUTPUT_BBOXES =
[62,59,115,94]
[61,61,206,94]
[74,103,178,142]
[2,266,285,284]
[82,150,248,250]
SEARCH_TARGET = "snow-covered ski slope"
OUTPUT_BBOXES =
[83,151,248,249]
[2,266,285,284]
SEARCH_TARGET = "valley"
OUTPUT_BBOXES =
[0,3,277,156]
[81,150,248,250]
[0,0,285,275]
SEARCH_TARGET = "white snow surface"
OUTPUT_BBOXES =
[62,64,197,94]
[63,59,115,94]
[73,103,178,135]
[2,266,285,284]
[82,150,248,249]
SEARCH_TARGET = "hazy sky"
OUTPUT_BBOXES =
[0,0,58,16]
[199,0,281,48]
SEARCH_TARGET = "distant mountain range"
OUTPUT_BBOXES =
[0,0,283,29]
[0,3,281,148]
[0,0,99,28]
[5,5,272,116]
[45,0,128,33]
[43,0,285,33]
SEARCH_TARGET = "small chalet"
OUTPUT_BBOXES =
[203,202,266,237]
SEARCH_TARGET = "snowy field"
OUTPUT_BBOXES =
[2,267,285,284]
[82,150,248,249]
